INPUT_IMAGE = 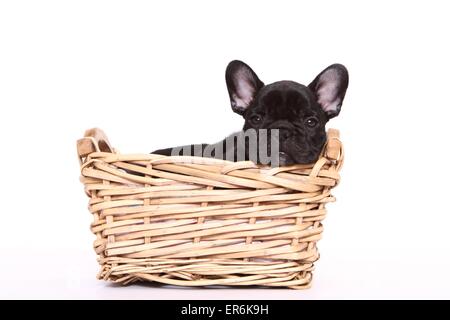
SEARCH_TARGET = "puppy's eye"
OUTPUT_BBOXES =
[305,117,318,128]
[250,115,262,124]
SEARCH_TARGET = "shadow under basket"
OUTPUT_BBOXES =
[77,128,344,289]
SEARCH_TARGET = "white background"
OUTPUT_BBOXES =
[1,0,449,299]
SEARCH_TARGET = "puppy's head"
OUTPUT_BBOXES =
[225,60,349,165]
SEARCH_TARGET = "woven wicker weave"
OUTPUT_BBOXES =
[77,128,343,289]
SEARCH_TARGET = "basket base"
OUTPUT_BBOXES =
[96,258,316,289]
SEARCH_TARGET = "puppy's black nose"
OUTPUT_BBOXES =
[280,128,293,140]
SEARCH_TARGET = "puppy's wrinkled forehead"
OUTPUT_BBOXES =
[257,81,314,116]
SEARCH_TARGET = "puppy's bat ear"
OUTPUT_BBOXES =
[309,64,349,119]
[225,60,264,115]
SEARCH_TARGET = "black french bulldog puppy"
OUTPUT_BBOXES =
[152,60,348,166]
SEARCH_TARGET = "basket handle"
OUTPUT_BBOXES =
[77,128,113,160]
[325,128,342,161]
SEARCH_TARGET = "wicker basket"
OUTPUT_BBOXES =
[77,128,343,289]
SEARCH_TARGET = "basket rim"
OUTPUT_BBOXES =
[77,128,343,166]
